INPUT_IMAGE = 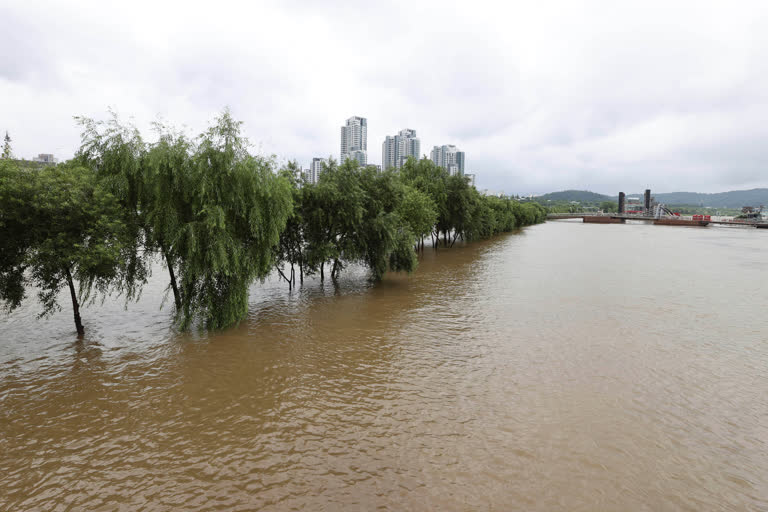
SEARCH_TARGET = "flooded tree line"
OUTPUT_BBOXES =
[0,111,546,335]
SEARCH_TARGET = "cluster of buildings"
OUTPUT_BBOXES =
[34,153,57,164]
[303,115,476,187]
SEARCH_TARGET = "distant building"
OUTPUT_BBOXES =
[455,151,465,175]
[464,173,476,187]
[382,128,420,170]
[347,149,367,166]
[34,153,57,164]
[430,145,465,175]
[340,116,367,165]
[305,157,327,184]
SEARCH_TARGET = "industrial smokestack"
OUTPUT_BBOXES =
[618,192,626,213]
[644,189,651,211]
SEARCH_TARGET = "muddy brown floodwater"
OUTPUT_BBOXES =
[1,221,768,511]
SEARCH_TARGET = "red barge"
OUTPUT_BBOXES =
[654,218,709,226]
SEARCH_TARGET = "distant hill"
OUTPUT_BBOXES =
[536,188,768,208]
[535,190,612,203]
[635,189,768,208]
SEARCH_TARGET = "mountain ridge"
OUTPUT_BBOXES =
[536,188,768,208]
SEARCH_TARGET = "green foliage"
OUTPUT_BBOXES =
[353,166,417,280]
[536,190,612,203]
[174,112,293,329]
[75,113,150,303]
[273,161,307,288]
[398,186,438,241]
[0,160,35,310]
[641,189,768,209]
[0,161,131,334]
[399,157,545,246]
[600,200,618,213]
[275,159,424,284]
[2,110,547,336]
[75,110,293,331]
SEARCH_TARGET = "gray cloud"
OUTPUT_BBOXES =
[2,0,768,195]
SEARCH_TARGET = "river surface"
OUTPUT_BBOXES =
[1,221,767,511]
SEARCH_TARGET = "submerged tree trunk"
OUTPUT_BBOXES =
[161,246,181,310]
[320,262,324,282]
[65,267,85,337]
[299,258,304,285]
[331,259,339,281]
[276,265,292,291]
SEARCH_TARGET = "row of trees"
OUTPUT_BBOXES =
[0,112,546,336]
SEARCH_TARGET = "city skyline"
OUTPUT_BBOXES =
[3,1,768,195]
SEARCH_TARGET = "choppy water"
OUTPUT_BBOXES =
[1,221,767,511]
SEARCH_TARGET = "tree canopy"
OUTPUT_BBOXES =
[0,161,131,335]
[0,111,546,336]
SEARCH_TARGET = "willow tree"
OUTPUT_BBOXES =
[0,162,129,336]
[302,158,364,281]
[300,160,419,282]
[76,110,293,330]
[75,114,150,304]
[398,185,438,251]
[172,111,293,329]
[274,161,307,289]
[353,166,418,280]
[142,124,195,309]
[400,157,448,247]
[0,160,34,311]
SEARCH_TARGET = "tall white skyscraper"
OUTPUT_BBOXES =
[382,128,420,170]
[340,116,367,166]
[430,145,466,176]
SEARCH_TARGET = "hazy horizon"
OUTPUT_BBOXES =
[3,0,768,195]
[536,186,768,197]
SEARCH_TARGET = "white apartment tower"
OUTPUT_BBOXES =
[430,145,466,176]
[382,128,420,170]
[305,157,327,184]
[340,116,367,166]
[34,153,57,164]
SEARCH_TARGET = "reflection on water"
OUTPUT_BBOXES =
[1,222,767,510]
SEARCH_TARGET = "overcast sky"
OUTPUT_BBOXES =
[2,0,768,194]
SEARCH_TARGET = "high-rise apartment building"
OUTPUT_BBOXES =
[430,145,465,176]
[455,151,465,175]
[34,153,57,164]
[340,116,367,166]
[305,157,327,184]
[382,128,420,170]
